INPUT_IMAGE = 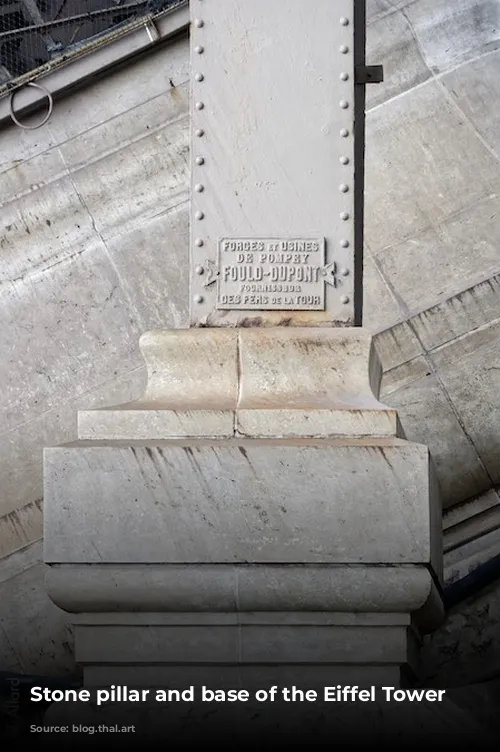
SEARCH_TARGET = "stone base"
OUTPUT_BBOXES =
[43,327,444,727]
[44,438,442,573]
[69,611,419,688]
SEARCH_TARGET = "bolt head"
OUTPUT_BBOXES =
[340,100,349,109]
[340,17,349,26]
[195,73,204,82]
[340,295,349,304]
[195,184,204,192]
[339,184,349,193]
[194,45,204,54]
[195,266,204,275]
[195,128,204,137]
[196,156,205,165]
[341,268,350,277]
[340,45,349,54]
[340,239,349,248]
[194,294,204,304]
[340,212,350,221]
[194,19,204,27]
[195,102,204,110]
[340,72,349,81]
[195,238,204,247]
[340,128,349,138]
[340,156,349,165]
[195,210,205,220]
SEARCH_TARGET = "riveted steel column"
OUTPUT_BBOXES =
[189,0,363,328]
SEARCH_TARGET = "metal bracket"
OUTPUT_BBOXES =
[355,65,384,85]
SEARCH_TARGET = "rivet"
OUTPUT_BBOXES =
[194,294,204,304]
[340,72,349,81]
[195,266,204,275]
[195,128,204,137]
[339,184,349,193]
[195,184,204,192]
[194,19,204,27]
[196,156,205,165]
[340,45,349,54]
[340,156,349,165]
[340,128,349,137]
[340,212,350,221]
[340,17,349,26]
[341,268,350,277]
[194,45,204,54]
[340,100,349,109]
[195,210,205,220]
[195,73,204,82]
[340,295,349,304]
[340,239,349,248]
[195,238,204,247]
[196,101,204,110]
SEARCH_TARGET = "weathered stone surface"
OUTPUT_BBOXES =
[442,48,500,154]
[46,564,439,617]
[431,320,500,484]
[385,373,491,507]
[0,549,74,675]
[74,623,413,666]
[363,249,404,333]
[237,328,384,409]
[44,439,440,568]
[366,5,431,109]
[79,327,401,439]
[405,0,500,74]
[372,194,500,315]
[366,79,498,255]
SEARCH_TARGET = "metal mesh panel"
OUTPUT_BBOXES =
[0,0,181,89]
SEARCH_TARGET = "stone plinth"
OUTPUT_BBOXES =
[44,328,443,695]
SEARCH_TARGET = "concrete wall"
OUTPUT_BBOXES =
[1,0,500,681]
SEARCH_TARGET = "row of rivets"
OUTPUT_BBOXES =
[340,14,351,304]
[194,16,206,304]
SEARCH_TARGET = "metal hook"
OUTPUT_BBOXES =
[9,82,54,130]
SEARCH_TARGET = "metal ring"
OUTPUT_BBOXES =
[9,82,53,130]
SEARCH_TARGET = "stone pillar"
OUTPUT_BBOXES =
[46,326,443,692]
[43,0,445,740]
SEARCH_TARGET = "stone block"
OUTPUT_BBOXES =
[44,439,440,568]
[409,274,500,353]
[431,321,500,484]
[46,564,441,621]
[237,328,384,408]
[138,328,238,407]
[74,623,414,667]
[363,249,404,333]
[236,408,401,439]
[405,0,500,74]
[442,49,500,155]
[366,6,431,109]
[78,408,235,440]
[365,80,497,253]
[384,373,490,507]
[373,194,500,314]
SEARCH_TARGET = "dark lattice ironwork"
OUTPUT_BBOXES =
[0,0,181,88]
